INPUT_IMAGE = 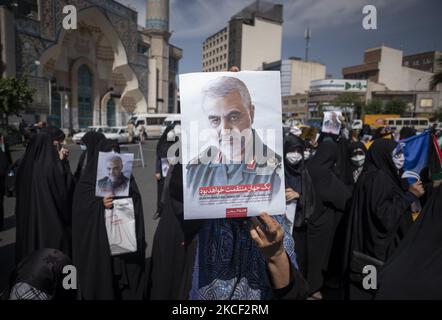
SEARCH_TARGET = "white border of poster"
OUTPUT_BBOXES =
[179,71,286,220]
[95,152,134,197]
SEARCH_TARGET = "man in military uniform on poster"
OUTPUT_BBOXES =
[97,155,129,197]
[186,76,282,201]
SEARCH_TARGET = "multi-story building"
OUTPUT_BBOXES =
[342,45,441,116]
[307,79,368,119]
[403,51,442,73]
[264,58,326,96]
[263,57,326,120]
[342,45,433,91]
[281,94,308,120]
[202,28,229,72]
[202,1,283,72]
[0,0,181,130]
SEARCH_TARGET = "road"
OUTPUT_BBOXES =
[0,140,161,294]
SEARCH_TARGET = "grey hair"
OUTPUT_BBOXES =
[107,155,123,167]
[202,76,252,109]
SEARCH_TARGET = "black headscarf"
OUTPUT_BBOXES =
[348,141,367,183]
[156,125,178,159]
[9,249,76,300]
[344,139,412,271]
[15,133,72,263]
[73,131,105,182]
[372,127,391,140]
[41,126,65,142]
[307,141,351,217]
[366,139,402,185]
[376,185,442,300]
[399,127,417,140]
[283,134,305,177]
[72,139,146,300]
[148,163,204,299]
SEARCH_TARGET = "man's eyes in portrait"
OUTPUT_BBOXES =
[227,111,241,123]
[208,112,242,127]
[208,116,221,127]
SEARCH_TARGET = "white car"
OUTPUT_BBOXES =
[160,114,181,135]
[103,127,130,144]
[72,126,108,144]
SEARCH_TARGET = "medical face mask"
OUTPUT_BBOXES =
[392,150,405,170]
[351,155,365,167]
[286,152,303,165]
[80,144,87,151]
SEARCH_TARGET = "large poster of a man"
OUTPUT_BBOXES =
[179,71,286,220]
[95,152,134,197]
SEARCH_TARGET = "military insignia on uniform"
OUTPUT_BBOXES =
[247,160,256,170]
[267,157,278,168]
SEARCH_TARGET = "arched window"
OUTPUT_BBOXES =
[78,65,93,128]
[107,99,116,127]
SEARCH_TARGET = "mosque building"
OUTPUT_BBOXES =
[0,0,182,130]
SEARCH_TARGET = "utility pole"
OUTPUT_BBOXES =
[304,28,311,62]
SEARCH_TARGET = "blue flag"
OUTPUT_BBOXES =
[400,131,430,184]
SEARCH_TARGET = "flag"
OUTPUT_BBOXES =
[429,134,442,181]
[400,131,430,184]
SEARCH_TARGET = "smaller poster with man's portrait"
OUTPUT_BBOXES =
[95,152,134,197]
[322,111,343,135]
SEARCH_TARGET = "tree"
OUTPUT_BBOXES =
[384,98,407,115]
[0,77,35,129]
[364,99,384,114]
[333,92,364,119]
[430,57,442,90]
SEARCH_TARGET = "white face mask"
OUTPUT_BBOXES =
[286,152,303,165]
[392,152,405,170]
[351,155,365,167]
[80,144,87,151]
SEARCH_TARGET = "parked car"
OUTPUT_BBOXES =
[161,114,181,135]
[130,113,178,139]
[72,126,109,144]
[103,127,130,144]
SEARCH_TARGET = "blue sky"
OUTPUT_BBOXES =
[117,0,442,77]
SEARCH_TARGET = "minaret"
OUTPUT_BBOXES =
[146,0,169,31]
[146,0,170,113]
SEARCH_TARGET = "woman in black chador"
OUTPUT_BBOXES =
[15,132,72,263]
[344,139,424,299]
[376,185,442,300]
[72,139,146,300]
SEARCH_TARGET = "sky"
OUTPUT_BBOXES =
[117,0,442,78]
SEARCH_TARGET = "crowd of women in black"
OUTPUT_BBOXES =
[1,119,441,300]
